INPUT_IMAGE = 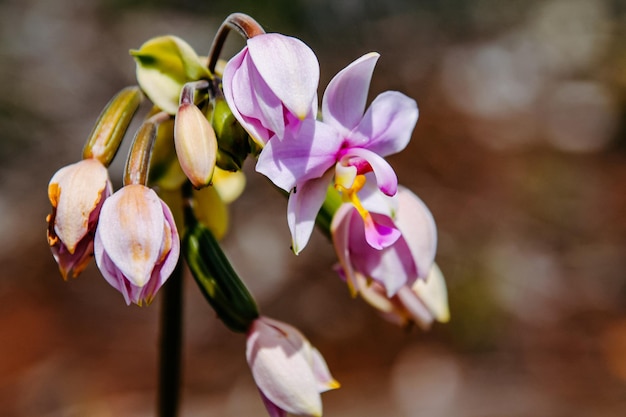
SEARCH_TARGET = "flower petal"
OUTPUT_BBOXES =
[223,48,269,143]
[256,119,341,192]
[413,263,450,323]
[395,286,436,330]
[246,318,322,417]
[330,204,359,295]
[341,147,398,196]
[248,34,319,120]
[322,52,379,134]
[350,90,418,156]
[96,185,165,287]
[362,211,401,250]
[50,159,111,253]
[287,170,334,255]
[310,347,341,393]
[395,187,437,278]
[348,210,416,296]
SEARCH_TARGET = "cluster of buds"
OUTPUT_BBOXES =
[46,12,449,417]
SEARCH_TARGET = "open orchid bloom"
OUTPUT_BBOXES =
[246,317,339,417]
[94,184,180,306]
[223,33,320,146]
[331,186,437,297]
[357,263,450,329]
[47,159,113,279]
[257,53,418,254]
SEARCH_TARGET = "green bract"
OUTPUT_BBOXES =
[130,36,211,114]
[210,97,250,171]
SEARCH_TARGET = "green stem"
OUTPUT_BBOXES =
[157,257,184,417]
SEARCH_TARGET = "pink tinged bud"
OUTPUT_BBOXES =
[174,103,217,188]
[223,33,319,145]
[94,184,180,306]
[246,317,339,417]
[47,159,112,279]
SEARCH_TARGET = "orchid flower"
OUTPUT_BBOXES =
[256,53,419,254]
[222,33,320,146]
[47,159,113,279]
[246,316,339,417]
[331,186,437,297]
[94,184,180,306]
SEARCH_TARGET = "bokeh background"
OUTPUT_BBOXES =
[2,0,626,416]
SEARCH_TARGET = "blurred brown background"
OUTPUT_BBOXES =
[1,0,626,416]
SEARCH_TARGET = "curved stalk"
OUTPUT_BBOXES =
[207,12,266,73]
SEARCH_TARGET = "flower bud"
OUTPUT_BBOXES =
[174,103,218,188]
[246,317,340,417]
[94,184,180,306]
[47,159,112,279]
[82,86,142,166]
[182,221,258,332]
[131,36,211,114]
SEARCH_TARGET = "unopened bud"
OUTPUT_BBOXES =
[183,221,259,332]
[131,36,211,114]
[82,86,142,166]
[174,103,217,188]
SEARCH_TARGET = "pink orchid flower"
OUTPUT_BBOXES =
[47,159,112,279]
[331,186,437,297]
[94,184,180,306]
[222,33,319,146]
[246,317,340,417]
[256,53,418,254]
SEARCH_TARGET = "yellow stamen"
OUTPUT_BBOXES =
[335,174,370,220]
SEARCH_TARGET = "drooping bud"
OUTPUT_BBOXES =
[246,317,340,417]
[82,86,143,166]
[94,184,180,306]
[174,102,217,188]
[130,36,211,114]
[47,159,112,279]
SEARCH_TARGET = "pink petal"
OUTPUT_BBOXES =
[395,187,438,278]
[248,34,319,120]
[322,52,379,135]
[351,90,418,156]
[256,119,341,192]
[246,55,286,139]
[362,211,401,250]
[348,211,417,296]
[96,185,165,287]
[340,147,398,196]
[287,170,334,254]
[246,318,322,416]
[330,204,359,294]
[259,390,288,417]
